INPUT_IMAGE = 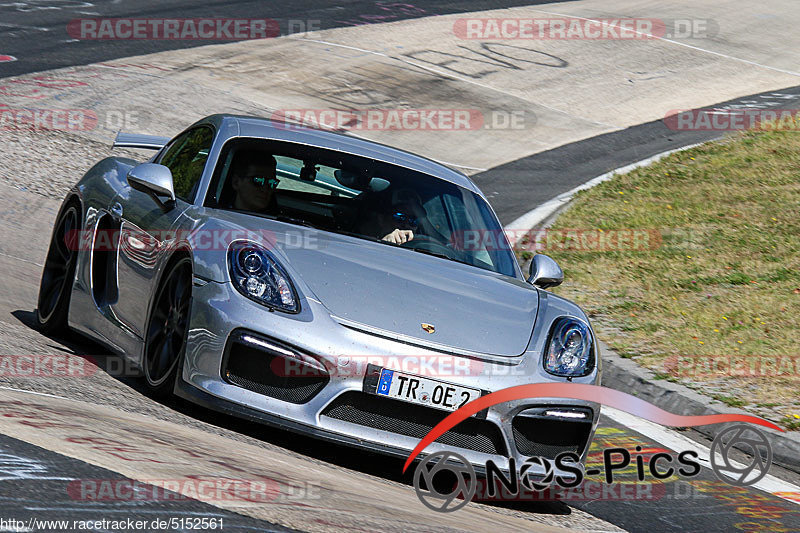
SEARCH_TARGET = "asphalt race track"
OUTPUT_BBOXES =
[0,434,292,532]
[2,1,800,532]
[477,86,800,224]
[0,0,552,78]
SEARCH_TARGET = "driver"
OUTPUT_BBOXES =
[377,189,428,244]
[227,150,280,213]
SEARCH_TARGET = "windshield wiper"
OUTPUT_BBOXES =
[225,209,317,229]
[411,247,452,261]
[411,246,485,270]
[274,215,317,229]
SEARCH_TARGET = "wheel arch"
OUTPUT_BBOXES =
[144,246,194,331]
[141,246,194,393]
[60,192,84,231]
[37,193,85,333]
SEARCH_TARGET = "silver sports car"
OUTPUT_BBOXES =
[37,114,600,474]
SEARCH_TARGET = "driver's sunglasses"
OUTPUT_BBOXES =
[247,176,280,189]
[392,211,418,229]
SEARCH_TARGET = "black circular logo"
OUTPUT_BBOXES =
[519,456,555,491]
[710,424,772,486]
[412,451,476,512]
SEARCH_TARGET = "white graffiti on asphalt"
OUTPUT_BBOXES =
[0,1,94,12]
[0,447,73,481]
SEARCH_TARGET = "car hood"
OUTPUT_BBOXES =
[276,229,539,357]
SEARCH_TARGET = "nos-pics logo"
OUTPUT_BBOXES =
[412,424,773,513]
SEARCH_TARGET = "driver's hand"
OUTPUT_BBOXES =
[382,229,414,244]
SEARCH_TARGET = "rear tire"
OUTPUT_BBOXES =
[143,256,192,398]
[36,202,80,334]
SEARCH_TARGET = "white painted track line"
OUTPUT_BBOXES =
[603,406,800,505]
[0,386,70,401]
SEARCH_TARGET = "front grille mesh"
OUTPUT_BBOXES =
[322,392,506,455]
[512,414,593,458]
[223,337,328,404]
[225,371,326,404]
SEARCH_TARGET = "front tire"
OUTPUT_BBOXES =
[143,256,192,398]
[36,202,80,334]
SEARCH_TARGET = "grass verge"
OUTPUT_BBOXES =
[516,131,800,429]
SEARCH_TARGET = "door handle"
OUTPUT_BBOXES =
[111,202,123,218]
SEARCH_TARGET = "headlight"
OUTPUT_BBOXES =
[544,317,594,377]
[228,241,299,313]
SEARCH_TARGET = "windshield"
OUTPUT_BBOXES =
[205,138,518,278]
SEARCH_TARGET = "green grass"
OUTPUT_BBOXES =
[783,417,800,431]
[516,131,800,429]
[712,395,748,408]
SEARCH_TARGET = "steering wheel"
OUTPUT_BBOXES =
[402,234,458,259]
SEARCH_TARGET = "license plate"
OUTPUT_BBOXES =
[375,369,480,412]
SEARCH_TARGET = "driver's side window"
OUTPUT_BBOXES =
[159,126,214,202]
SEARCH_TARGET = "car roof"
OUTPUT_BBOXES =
[191,114,482,195]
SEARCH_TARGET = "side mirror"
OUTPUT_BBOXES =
[127,163,176,202]
[527,254,564,289]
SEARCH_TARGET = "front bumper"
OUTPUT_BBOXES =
[178,279,601,475]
